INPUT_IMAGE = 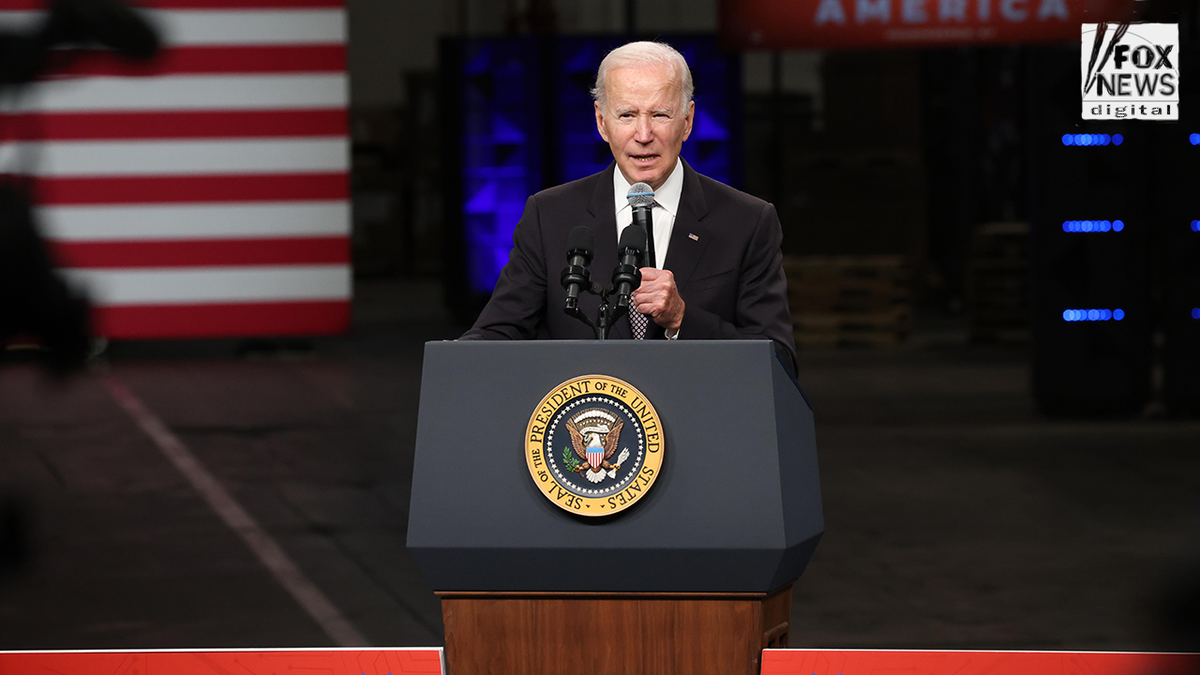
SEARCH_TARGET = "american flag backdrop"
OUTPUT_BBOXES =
[0,0,350,339]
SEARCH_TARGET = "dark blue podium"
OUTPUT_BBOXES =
[408,340,822,674]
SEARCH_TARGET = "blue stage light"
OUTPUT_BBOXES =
[1112,134,1124,145]
[1192,220,1200,232]
[1062,134,1073,145]
[1062,308,1126,322]
[1193,308,1200,319]
[1063,219,1121,233]
[1192,133,1200,146]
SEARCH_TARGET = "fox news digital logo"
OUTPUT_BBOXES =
[1082,23,1178,121]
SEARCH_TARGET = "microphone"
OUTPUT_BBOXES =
[612,225,645,309]
[626,182,655,268]
[560,225,594,312]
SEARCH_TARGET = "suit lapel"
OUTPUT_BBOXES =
[663,159,711,295]
[587,163,632,340]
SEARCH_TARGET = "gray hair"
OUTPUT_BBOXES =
[590,41,694,113]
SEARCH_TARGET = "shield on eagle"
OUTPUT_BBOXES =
[586,434,604,469]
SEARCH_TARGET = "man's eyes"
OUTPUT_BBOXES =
[617,113,672,120]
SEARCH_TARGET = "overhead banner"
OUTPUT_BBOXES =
[720,0,1141,49]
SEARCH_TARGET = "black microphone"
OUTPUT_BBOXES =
[560,225,594,312]
[626,182,655,268]
[612,225,645,309]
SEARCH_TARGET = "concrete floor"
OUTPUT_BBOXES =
[0,279,1197,651]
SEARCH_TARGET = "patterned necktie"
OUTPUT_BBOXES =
[630,307,649,340]
[630,200,659,340]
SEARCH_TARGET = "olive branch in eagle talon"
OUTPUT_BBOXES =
[562,446,581,472]
[566,417,627,484]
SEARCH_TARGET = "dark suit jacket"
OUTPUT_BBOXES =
[462,160,797,375]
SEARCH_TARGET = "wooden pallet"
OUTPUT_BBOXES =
[793,307,913,347]
[784,255,912,348]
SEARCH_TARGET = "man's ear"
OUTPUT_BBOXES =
[681,100,695,142]
[595,101,610,142]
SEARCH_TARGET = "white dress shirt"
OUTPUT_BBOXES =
[612,158,684,338]
[612,157,683,270]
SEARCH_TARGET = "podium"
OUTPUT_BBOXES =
[408,340,823,675]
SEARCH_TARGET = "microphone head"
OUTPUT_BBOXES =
[626,183,655,208]
[618,224,647,252]
[566,225,594,258]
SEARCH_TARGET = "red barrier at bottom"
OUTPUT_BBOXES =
[0,648,444,675]
[762,649,1200,675]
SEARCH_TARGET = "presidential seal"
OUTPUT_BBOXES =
[525,375,664,516]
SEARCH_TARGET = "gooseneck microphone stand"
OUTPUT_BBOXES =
[561,227,644,340]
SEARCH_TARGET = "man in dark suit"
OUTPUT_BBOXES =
[462,41,796,375]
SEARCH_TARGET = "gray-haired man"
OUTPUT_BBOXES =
[462,41,797,375]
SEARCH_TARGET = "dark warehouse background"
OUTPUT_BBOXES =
[1,0,1199,655]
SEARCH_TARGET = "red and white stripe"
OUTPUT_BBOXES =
[0,0,350,339]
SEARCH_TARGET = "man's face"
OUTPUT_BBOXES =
[594,63,694,191]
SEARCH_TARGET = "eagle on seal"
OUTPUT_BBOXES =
[565,410,625,484]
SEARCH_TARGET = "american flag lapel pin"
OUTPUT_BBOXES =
[688,233,699,241]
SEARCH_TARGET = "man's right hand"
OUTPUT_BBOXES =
[631,267,685,333]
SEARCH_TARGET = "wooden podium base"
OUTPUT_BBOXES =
[439,584,792,675]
